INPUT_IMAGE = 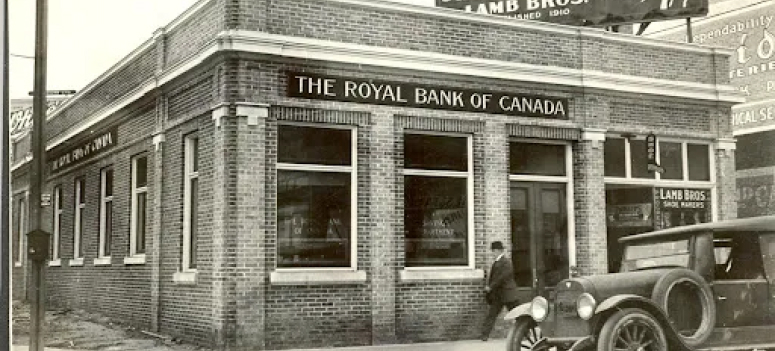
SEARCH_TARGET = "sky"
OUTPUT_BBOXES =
[8,0,435,101]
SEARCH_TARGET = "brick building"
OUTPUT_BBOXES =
[10,0,741,350]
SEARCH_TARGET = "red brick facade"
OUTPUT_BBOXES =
[11,0,740,350]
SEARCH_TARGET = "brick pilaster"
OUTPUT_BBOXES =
[370,111,397,345]
[233,103,268,351]
[573,129,608,275]
[149,131,165,332]
[482,122,510,257]
[211,105,237,349]
[715,139,737,220]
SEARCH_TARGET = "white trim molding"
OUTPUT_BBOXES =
[211,104,230,129]
[152,134,166,151]
[715,138,737,151]
[47,29,743,153]
[235,102,269,126]
[400,268,485,281]
[270,270,367,285]
[582,128,607,148]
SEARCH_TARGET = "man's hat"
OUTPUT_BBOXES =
[490,241,505,250]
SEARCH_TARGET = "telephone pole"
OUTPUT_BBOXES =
[28,0,51,350]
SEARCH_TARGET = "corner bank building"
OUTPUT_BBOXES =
[9,0,743,349]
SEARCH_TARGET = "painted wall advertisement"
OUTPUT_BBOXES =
[653,187,711,229]
[435,0,709,27]
[738,174,775,217]
[653,3,775,132]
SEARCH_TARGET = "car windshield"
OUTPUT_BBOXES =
[620,239,691,271]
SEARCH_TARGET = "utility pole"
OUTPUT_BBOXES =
[28,0,51,350]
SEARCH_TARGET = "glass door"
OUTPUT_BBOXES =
[510,182,568,300]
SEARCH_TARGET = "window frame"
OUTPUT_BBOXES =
[96,167,114,265]
[508,138,577,272]
[14,193,28,267]
[275,122,358,271]
[182,135,199,272]
[604,135,717,221]
[127,153,148,264]
[402,130,474,270]
[50,186,62,266]
[71,178,85,265]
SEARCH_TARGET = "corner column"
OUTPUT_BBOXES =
[714,138,737,220]
[573,128,608,276]
[233,103,268,351]
[150,131,165,332]
[210,105,236,349]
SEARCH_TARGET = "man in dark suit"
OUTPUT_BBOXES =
[481,241,520,341]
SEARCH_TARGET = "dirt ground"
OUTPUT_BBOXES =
[11,300,209,351]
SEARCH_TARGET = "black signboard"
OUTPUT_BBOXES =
[48,127,118,174]
[653,187,711,230]
[646,133,664,174]
[435,0,709,27]
[288,72,569,119]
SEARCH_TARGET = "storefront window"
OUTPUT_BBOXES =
[277,125,354,268]
[604,138,626,177]
[687,144,710,181]
[630,139,654,179]
[404,133,471,267]
[509,142,566,176]
[659,141,683,180]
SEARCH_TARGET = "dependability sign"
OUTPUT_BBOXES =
[288,72,569,119]
[435,0,709,26]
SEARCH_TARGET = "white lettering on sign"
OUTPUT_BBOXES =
[695,15,774,44]
[731,104,775,126]
[50,130,116,172]
[498,96,566,116]
[296,76,336,97]
[416,88,465,107]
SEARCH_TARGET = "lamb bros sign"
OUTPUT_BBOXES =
[435,0,709,27]
[288,72,569,119]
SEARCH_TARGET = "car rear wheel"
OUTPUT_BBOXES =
[507,318,547,351]
[597,308,667,351]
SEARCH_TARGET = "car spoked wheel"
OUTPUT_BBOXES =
[507,318,552,351]
[598,308,667,351]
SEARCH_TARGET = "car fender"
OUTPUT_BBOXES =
[503,302,532,321]
[594,294,693,351]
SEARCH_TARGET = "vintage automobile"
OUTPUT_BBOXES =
[504,215,775,351]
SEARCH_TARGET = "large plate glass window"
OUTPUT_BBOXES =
[52,186,62,261]
[73,178,85,259]
[404,133,472,267]
[99,168,114,258]
[277,124,355,268]
[183,135,200,270]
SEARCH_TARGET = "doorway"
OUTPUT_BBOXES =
[510,182,568,301]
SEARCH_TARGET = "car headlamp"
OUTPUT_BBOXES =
[530,296,549,322]
[576,293,596,320]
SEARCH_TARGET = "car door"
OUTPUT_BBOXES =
[758,232,775,325]
[712,232,770,328]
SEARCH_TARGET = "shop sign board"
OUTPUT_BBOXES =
[288,72,570,119]
[646,133,665,174]
[738,174,775,218]
[653,187,711,229]
[434,0,709,27]
[48,128,117,174]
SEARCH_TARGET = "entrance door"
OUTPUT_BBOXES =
[510,182,568,301]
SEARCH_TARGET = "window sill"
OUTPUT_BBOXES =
[69,258,84,267]
[270,269,367,285]
[400,268,485,281]
[48,259,61,267]
[123,255,146,265]
[93,257,112,266]
[173,271,198,285]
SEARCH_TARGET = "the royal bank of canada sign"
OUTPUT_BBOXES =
[435,0,709,27]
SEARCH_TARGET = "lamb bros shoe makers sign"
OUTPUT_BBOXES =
[435,0,709,26]
[288,72,569,119]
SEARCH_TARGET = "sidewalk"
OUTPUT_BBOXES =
[12,339,506,351]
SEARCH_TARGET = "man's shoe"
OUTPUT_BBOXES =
[480,336,488,342]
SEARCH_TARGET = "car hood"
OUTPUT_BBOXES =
[572,268,676,301]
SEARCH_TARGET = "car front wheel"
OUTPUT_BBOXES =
[507,318,546,351]
[597,308,667,351]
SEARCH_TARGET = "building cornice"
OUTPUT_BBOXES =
[46,30,744,151]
